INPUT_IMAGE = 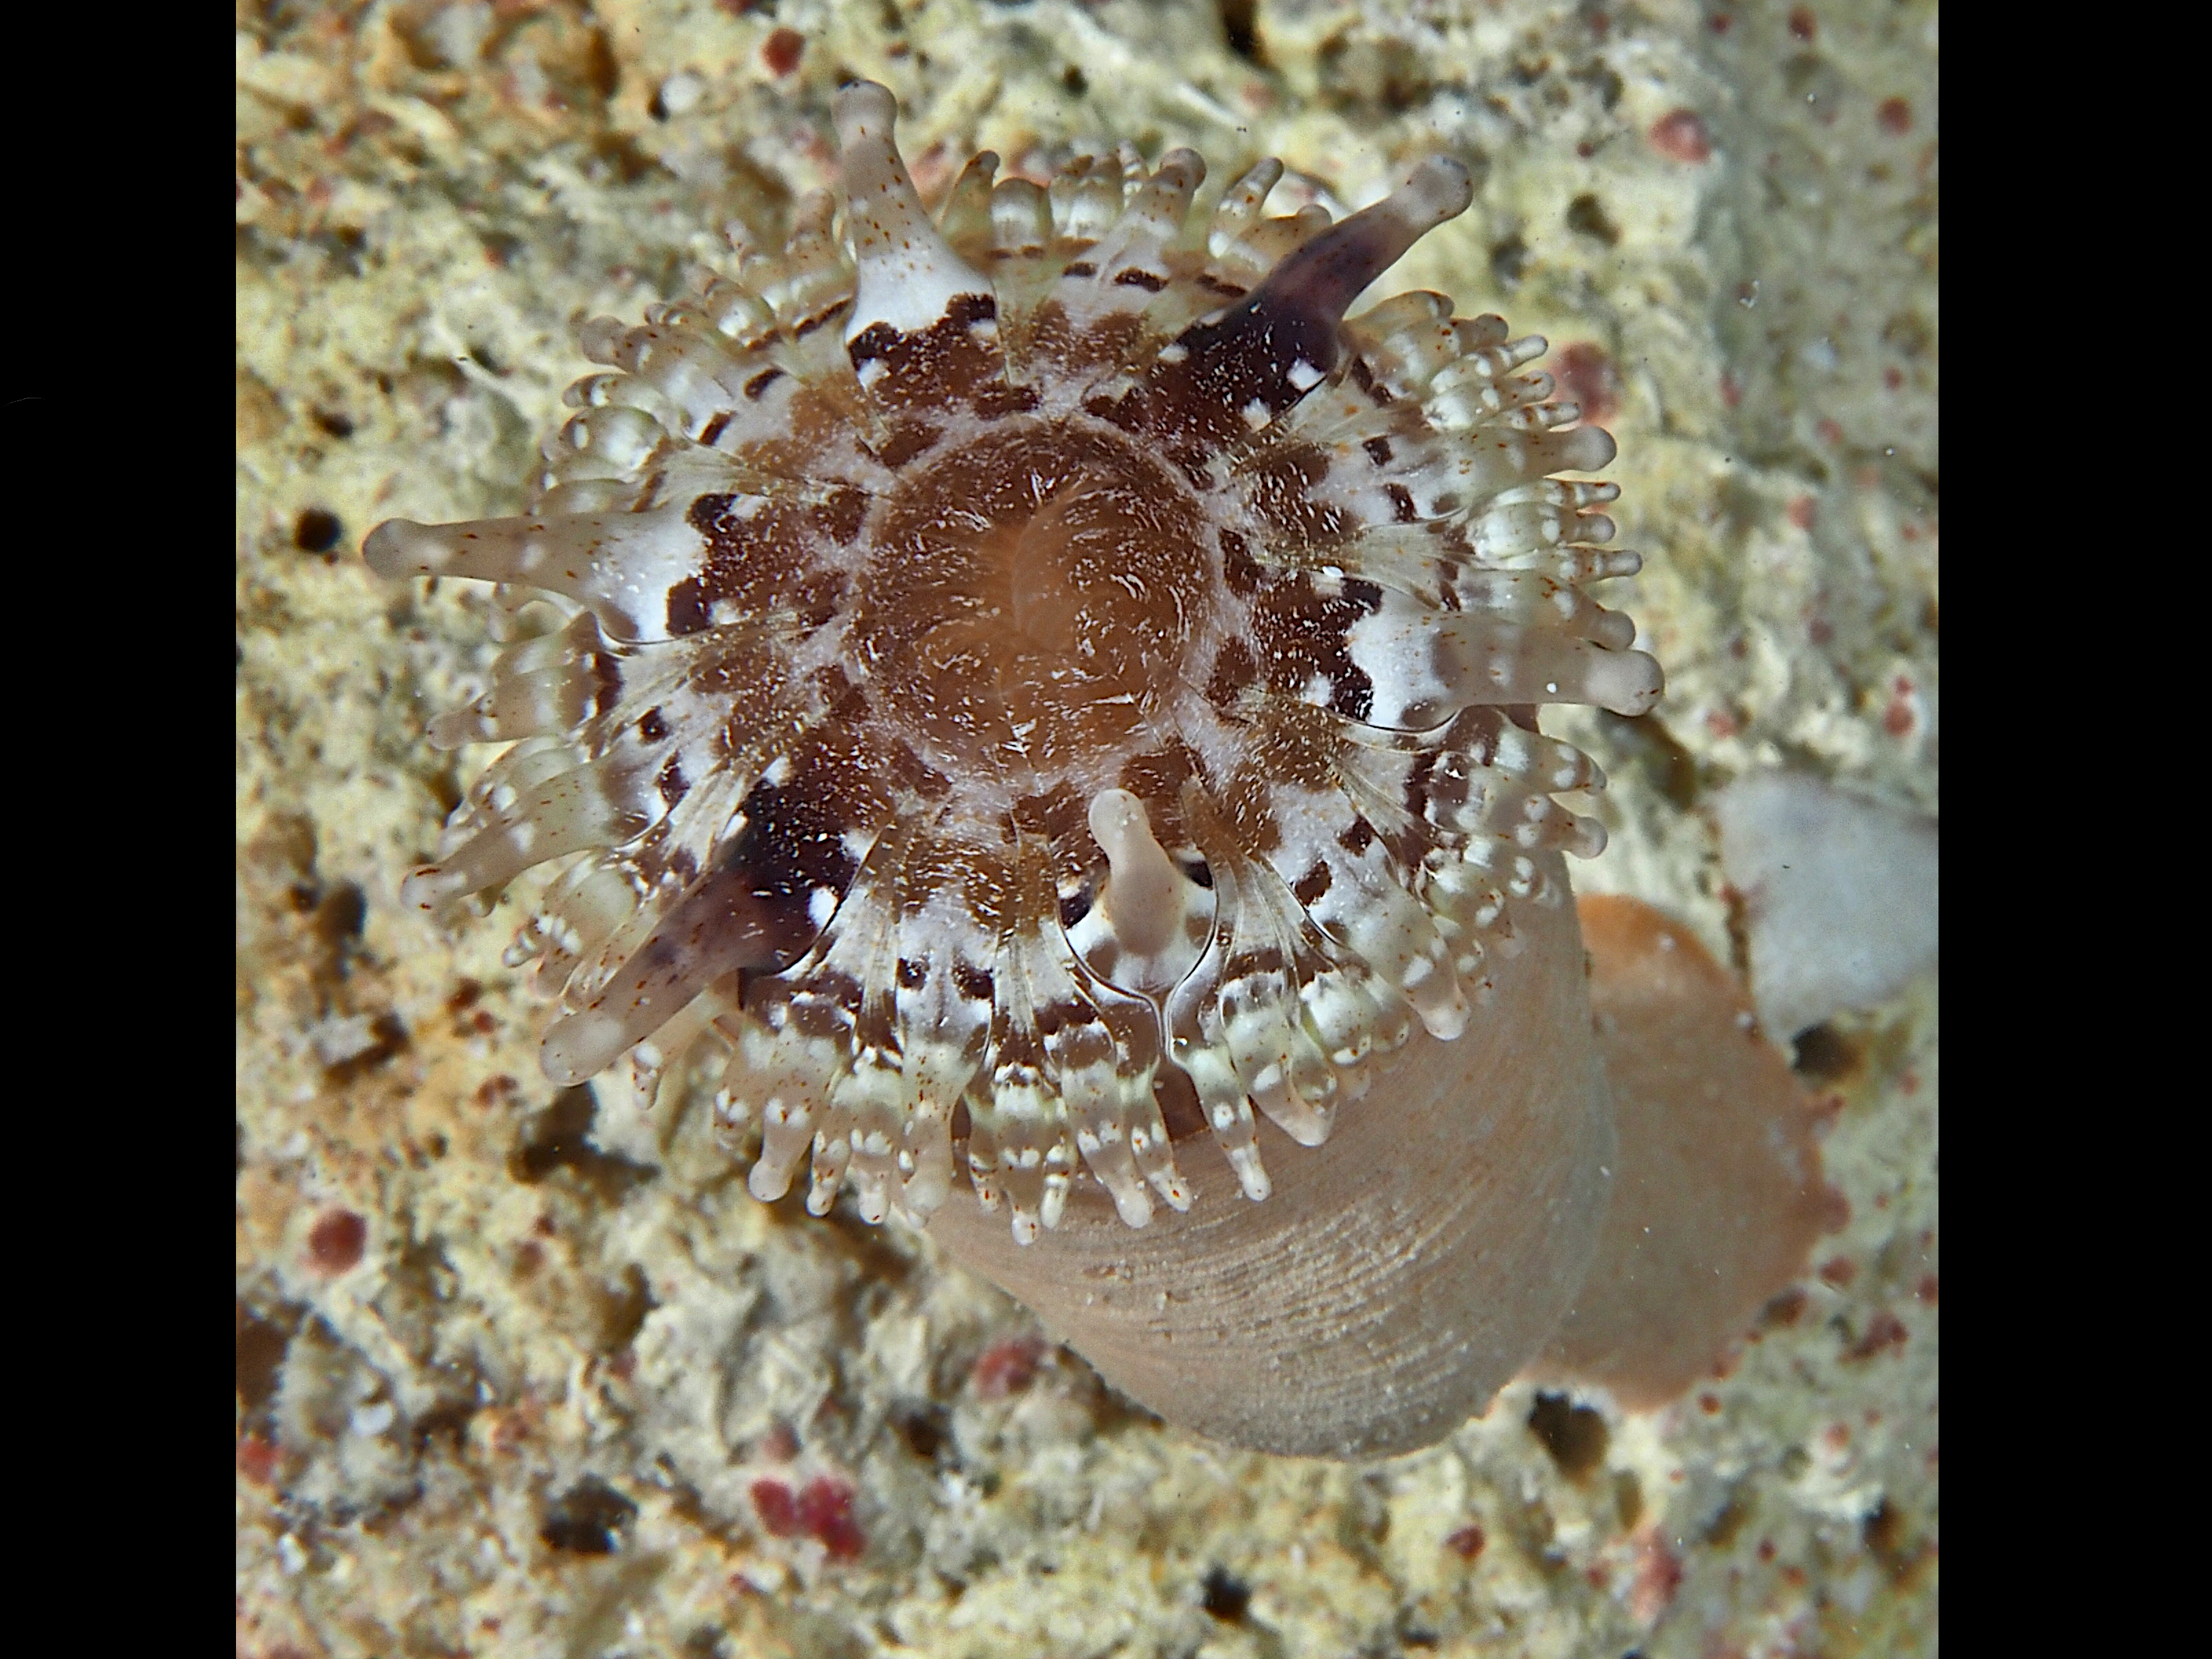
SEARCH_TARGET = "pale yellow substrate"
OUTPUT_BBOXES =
[238,2,1936,1654]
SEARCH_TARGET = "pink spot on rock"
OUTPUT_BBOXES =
[1786,495,1816,531]
[1445,1523,1487,1560]
[1878,97,1913,136]
[1632,1535,1685,1624]
[762,28,805,78]
[753,1473,866,1559]
[306,1208,366,1274]
[1761,1286,1809,1327]
[1844,1310,1909,1362]
[797,1476,865,1560]
[237,1434,280,1486]
[971,1335,1046,1399]
[1649,109,1712,163]
[750,1478,801,1536]
[1552,342,1621,426]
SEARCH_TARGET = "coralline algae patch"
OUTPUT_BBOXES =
[237,3,1934,1656]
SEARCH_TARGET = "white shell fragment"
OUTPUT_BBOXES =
[1711,772,1939,1039]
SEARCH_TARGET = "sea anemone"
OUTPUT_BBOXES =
[368,83,1666,1455]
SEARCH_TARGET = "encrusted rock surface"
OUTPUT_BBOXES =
[237,3,1936,1654]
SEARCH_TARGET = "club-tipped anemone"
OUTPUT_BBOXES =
[366,81,1662,1263]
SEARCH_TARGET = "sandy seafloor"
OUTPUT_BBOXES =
[235,2,1938,1654]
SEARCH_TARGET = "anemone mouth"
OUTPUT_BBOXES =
[855,420,1211,789]
[365,80,1663,1244]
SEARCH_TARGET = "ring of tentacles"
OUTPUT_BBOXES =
[366,83,1663,1244]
